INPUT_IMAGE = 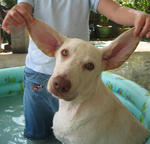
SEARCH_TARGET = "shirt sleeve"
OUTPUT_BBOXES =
[17,0,34,8]
[89,0,100,12]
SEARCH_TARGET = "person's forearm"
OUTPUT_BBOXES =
[110,6,143,26]
[97,0,150,38]
[98,0,138,26]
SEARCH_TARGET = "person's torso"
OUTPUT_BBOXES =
[26,0,97,74]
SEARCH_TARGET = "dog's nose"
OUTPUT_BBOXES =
[53,76,71,93]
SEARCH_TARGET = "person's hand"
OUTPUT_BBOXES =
[134,12,150,38]
[2,3,33,33]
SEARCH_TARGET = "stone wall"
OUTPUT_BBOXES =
[11,26,29,53]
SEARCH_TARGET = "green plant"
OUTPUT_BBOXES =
[114,0,150,14]
[1,0,17,9]
[114,0,134,8]
[99,14,109,26]
[0,0,17,44]
[133,0,150,13]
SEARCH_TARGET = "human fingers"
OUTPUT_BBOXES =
[2,14,20,33]
[139,15,150,37]
[134,13,146,37]
[2,6,26,33]
[8,6,26,25]
[146,31,150,38]
[15,6,34,25]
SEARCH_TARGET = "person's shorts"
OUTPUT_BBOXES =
[23,67,59,140]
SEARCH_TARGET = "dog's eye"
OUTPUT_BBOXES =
[61,49,69,57]
[84,62,95,71]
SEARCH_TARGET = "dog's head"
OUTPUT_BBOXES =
[26,18,140,101]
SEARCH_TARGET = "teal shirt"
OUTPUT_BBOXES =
[18,0,100,74]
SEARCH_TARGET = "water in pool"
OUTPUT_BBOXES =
[0,95,61,144]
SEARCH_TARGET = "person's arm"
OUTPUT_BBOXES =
[97,0,150,38]
[2,2,33,33]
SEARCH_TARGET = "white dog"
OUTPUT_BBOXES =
[26,18,150,144]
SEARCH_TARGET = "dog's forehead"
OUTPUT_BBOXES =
[61,38,100,56]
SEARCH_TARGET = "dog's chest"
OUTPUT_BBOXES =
[53,111,72,137]
[53,110,78,144]
[52,105,150,144]
[52,110,101,144]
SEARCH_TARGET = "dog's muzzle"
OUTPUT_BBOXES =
[52,75,71,96]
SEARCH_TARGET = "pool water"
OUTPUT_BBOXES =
[0,95,26,144]
[0,95,61,144]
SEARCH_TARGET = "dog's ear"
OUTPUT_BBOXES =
[102,28,141,70]
[26,18,66,57]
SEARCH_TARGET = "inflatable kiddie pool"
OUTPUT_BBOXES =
[0,67,150,143]
[0,67,24,97]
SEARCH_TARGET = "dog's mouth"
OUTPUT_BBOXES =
[49,86,64,98]
[49,86,75,101]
